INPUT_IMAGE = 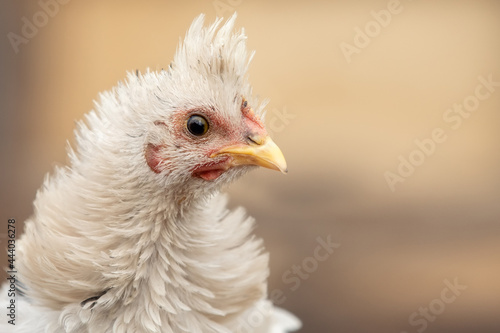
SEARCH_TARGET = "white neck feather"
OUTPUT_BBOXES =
[18,158,269,332]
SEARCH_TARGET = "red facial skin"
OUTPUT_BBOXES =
[241,98,265,132]
[191,156,231,181]
[145,99,267,181]
[145,143,165,174]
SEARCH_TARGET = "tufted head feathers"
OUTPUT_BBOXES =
[72,13,287,199]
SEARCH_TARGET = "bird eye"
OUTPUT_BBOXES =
[186,115,209,136]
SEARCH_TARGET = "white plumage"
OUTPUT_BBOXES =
[0,14,300,333]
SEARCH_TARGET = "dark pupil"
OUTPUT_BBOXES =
[187,116,208,136]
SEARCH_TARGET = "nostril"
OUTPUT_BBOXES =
[247,134,264,145]
[247,136,258,145]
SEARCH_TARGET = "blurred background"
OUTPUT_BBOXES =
[1,0,499,332]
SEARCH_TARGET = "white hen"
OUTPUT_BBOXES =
[0,14,301,333]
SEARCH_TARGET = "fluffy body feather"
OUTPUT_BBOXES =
[0,14,300,333]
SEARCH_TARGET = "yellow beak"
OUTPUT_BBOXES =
[211,136,288,174]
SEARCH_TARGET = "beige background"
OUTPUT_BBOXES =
[1,1,500,332]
